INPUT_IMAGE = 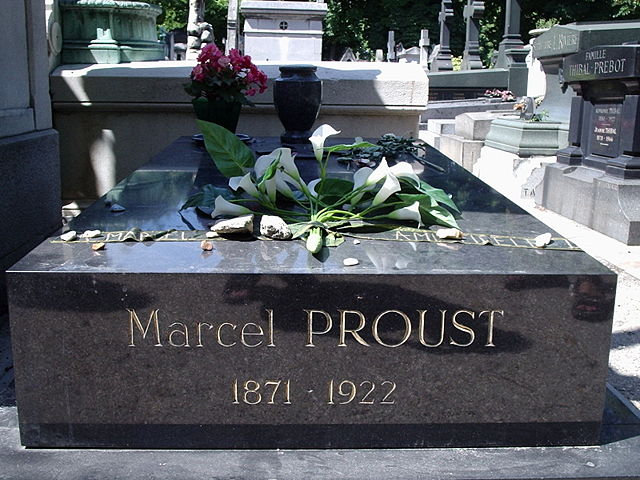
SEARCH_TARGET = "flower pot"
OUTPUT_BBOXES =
[273,65,322,145]
[192,97,242,133]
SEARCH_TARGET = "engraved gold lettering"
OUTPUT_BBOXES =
[241,322,264,348]
[417,309,446,347]
[305,309,333,347]
[338,310,369,347]
[217,322,237,347]
[196,322,213,347]
[479,310,504,347]
[127,308,162,347]
[265,309,276,347]
[449,310,475,347]
[372,310,411,348]
[168,321,190,347]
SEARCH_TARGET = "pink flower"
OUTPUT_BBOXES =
[192,64,206,82]
[218,56,231,68]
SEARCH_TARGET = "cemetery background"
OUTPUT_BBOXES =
[1,0,640,474]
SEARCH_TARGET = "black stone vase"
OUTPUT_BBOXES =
[273,65,322,145]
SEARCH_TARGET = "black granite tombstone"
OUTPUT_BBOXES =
[560,44,640,179]
[8,137,616,448]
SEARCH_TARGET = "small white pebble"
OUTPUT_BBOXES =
[343,257,359,266]
[436,228,463,240]
[200,240,214,251]
[353,239,361,245]
[205,231,218,238]
[534,232,552,248]
[60,231,77,242]
[81,229,102,238]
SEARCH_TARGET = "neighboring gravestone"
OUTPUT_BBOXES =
[494,0,526,69]
[539,43,640,244]
[58,0,164,64]
[461,0,484,70]
[430,0,453,72]
[419,29,430,66]
[8,136,616,448]
[1,0,60,315]
[240,1,328,62]
[533,21,640,125]
[387,31,396,62]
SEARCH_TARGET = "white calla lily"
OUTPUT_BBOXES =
[229,173,259,198]
[364,158,391,186]
[211,196,252,218]
[308,178,321,197]
[254,153,275,177]
[309,124,341,162]
[350,167,374,205]
[389,161,420,184]
[388,201,423,227]
[272,148,301,180]
[274,172,295,199]
[372,173,401,205]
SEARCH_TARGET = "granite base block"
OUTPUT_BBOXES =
[0,386,639,479]
[540,163,640,245]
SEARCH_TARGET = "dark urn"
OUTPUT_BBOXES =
[273,65,322,145]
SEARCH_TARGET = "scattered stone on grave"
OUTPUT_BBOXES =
[91,242,106,251]
[535,232,552,248]
[200,240,214,251]
[259,215,292,240]
[60,231,77,242]
[81,229,102,238]
[343,257,360,266]
[353,239,361,245]
[212,214,254,235]
[436,227,463,239]
[205,231,218,238]
[110,203,126,213]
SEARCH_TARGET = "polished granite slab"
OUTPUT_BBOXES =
[7,137,617,448]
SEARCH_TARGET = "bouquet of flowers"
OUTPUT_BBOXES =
[184,44,268,105]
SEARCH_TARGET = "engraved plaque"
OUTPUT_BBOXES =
[590,103,622,158]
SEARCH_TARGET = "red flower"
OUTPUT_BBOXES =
[187,45,268,103]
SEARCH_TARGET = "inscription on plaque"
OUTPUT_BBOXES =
[590,104,622,158]
[126,307,504,414]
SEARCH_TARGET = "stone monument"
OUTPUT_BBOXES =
[240,1,328,62]
[58,0,164,64]
[494,0,526,69]
[430,0,453,72]
[0,0,60,314]
[186,0,214,60]
[539,43,640,244]
[461,0,484,70]
[225,0,239,54]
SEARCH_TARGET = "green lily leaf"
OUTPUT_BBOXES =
[396,194,459,229]
[324,141,377,154]
[257,156,280,188]
[314,177,354,204]
[414,180,461,214]
[181,184,237,210]
[325,231,345,247]
[197,119,255,178]
[421,205,459,229]
[290,221,325,240]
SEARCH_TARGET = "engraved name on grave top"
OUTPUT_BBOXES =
[563,45,640,82]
